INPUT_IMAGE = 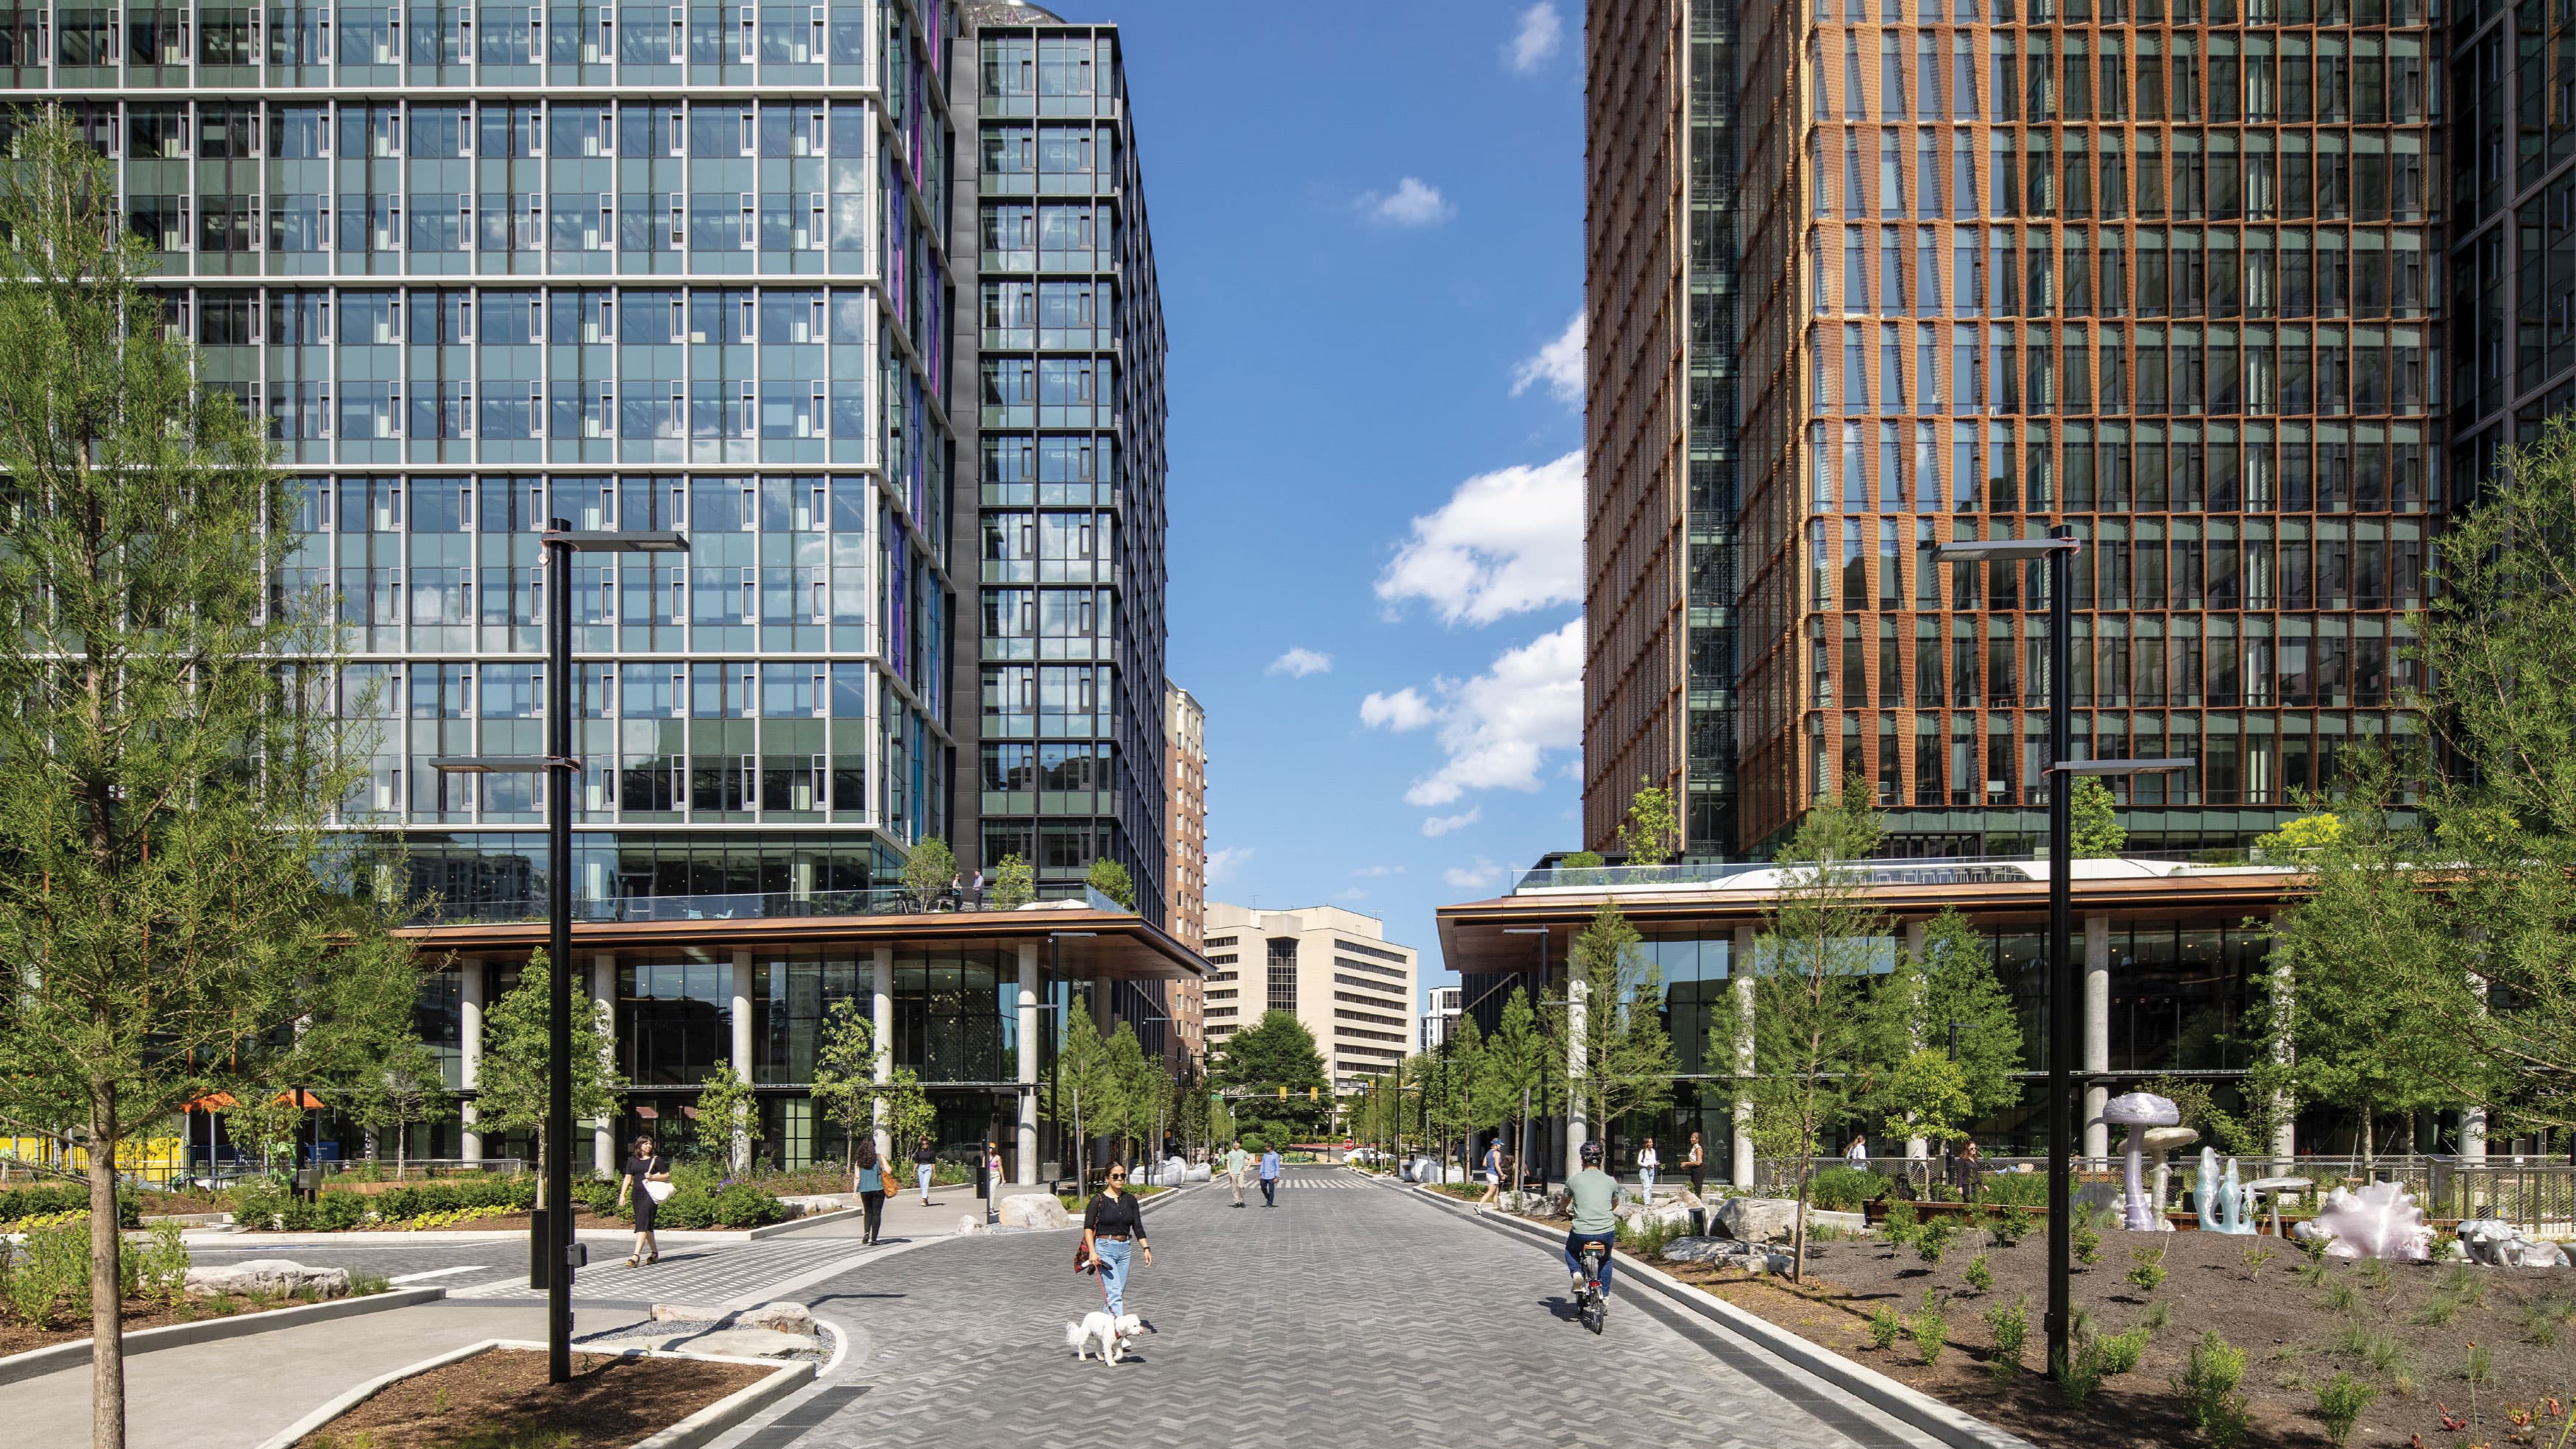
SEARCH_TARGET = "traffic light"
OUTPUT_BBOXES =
[1276,1085,1287,1099]
[1307,1086,1318,1101]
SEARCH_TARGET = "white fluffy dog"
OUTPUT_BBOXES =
[1064,1310,1143,1364]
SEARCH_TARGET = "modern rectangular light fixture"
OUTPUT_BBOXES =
[546,529,690,553]
[426,756,579,773]
[1929,537,2082,563]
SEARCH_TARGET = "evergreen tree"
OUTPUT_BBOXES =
[0,114,419,1449]
[1211,1009,1328,1146]
[2070,778,2126,858]
[1894,910,2025,1122]
[1550,901,1677,1152]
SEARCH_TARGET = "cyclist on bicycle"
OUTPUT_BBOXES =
[1564,1139,1619,1303]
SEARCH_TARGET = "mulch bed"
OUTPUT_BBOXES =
[0,1293,305,1357]
[1652,1227,2576,1448]
[291,1347,769,1449]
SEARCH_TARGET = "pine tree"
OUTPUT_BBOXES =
[1551,901,1677,1152]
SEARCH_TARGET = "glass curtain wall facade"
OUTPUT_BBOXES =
[949,2,1169,927]
[47,0,963,907]
[1588,0,1746,857]
[1687,0,2444,854]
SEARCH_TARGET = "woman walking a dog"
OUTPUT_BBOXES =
[1080,1161,1152,1319]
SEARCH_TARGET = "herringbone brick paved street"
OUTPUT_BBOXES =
[731,1169,1943,1449]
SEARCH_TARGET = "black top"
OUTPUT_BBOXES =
[1083,1190,1144,1240]
[913,1147,937,1166]
[622,1155,668,1186]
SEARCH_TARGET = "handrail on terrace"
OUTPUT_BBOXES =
[405,882,1131,928]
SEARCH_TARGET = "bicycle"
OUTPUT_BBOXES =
[1574,1239,1609,1335]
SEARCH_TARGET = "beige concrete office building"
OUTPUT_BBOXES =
[1202,903,1417,1093]
[1164,683,1209,1068]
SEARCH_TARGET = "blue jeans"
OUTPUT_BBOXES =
[1259,1175,1278,1206]
[1094,1238,1133,1317]
[1564,1230,1616,1296]
[916,1164,933,1201]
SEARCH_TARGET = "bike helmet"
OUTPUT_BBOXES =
[1579,1141,1604,1166]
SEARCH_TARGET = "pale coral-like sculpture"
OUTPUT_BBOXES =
[2311,1180,2433,1262]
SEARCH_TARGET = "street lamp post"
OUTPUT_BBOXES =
[1931,529,2188,1381]
[434,521,684,1385]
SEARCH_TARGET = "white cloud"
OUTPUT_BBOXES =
[1445,857,1507,890]
[1507,3,1565,73]
[1361,620,1585,808]
[1359,687,1437,733]
[1359,177,1452,228]
[1337,886,1370,901]
[1206,846,1253,885]
[1422,807,1482,837]
[1376,452,1583,626]
[1351,865,1406,878]
[1266,647,1333,678]
[1510,313,1585,404]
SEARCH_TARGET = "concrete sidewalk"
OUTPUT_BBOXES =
[15,1300,655,1449]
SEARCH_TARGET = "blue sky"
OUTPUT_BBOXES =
[1103,2,1587,1003]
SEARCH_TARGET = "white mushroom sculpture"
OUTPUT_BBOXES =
[2101,1091,2182,1231]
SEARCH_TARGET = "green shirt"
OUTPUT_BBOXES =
[1567,1168,1618,1234]
[1223,1148,1249,1175]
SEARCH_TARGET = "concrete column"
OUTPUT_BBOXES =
[871,946,894,1159]
[1731,925,1756,1187]
[592,955,618,1177]
[2462,968,2489,1165]
[1564,976,1589,1168]
[1016,940,1039,1186]
[1904,918,1931,1160]
[2083,915,2112,1161]
[2268,957,2298,1163]
[459,960,484,1161]
[730,949,754,1170]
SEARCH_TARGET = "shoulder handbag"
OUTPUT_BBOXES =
[643,1160,676,1202]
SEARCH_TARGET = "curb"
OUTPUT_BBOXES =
[746,1205,868,1239]
[0,1286,447,1388]
[1399,1183,2039,1449]
[252,1337,813,1449]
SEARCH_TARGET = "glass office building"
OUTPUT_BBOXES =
[43,0,966,907]
[1593,0,2443,857]
[949,1,1171,929]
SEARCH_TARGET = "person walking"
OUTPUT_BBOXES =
[1257,1144,1283,1207]
[615,1135,671,1267]
[1845,1132,1870,1167]
[852,1137,888,1245]
[913,1135,938,1205]
[1638,1137,1661,1206]
[1957,1138,1983,1202]
[1477,1136,1505,1212]
[983,1141,1004,1224]
[969,868,986,909]
[1223,1138,1249,1208]
[1080,1163,1152,1319]
[1684,1130,1707,1198]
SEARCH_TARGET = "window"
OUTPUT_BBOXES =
[1265,938,1298,1015]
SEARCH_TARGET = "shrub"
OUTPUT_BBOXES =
[651,1181,788,1230]
[1880,1198,1919,1248]
[2174,1331,2252,1448]
[2241,1244,2277,1280]
[1911,1289,1948,1365]
[132,1222,190,1305]
[2127,1244,2169,1294]
[2072,1220,2102,1266]
[0,1185,140,1228]
[1983,1296,2028,1383]
[1810,1166,1887,1213]
[1868,1303,1903,1350]
[2095,1325,2151,1375]
[1914,1214,1958,1265]
[1987,1204,2034,1248]
[1981,1170,2050,1207]
[1,1219,91,1328]
[2313,1371,2378,1448]
[1963,1254,1993,1292]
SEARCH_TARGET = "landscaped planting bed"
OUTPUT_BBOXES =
[0,1219,392,1357]
[291,1347,768,1449]
[1651,1221,2576,1448]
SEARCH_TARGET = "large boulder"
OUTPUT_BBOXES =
[649,1302,729,1322]
[1715,1197,1803,1244]
[684,1327,824,1359]
[997,1192,1072,1230]
[734,1301,815,1335]
[1632,1201,1696,1232]
[1659,1236,1793,1273]
[183,1260,350,1300]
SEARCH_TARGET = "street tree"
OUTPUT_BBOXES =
[2258,751,2499,1162]
[1211,1009,1328,1148]
[1725,776,1906,1281]
[350,1037,456,1180]
[693,1059,760,1175]
[1479,986,1556,1176]
[1429,1013,1487,1166]
[475,951,624,1192]
[1549,901,1677,1157]
[0,113,421,1449]
[1103,1021,1163,1166]
[1895,909,2025,1123]
[2406,417,2576,1135]
[1047,1003,1124,1180]
[807,996,882,1165]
